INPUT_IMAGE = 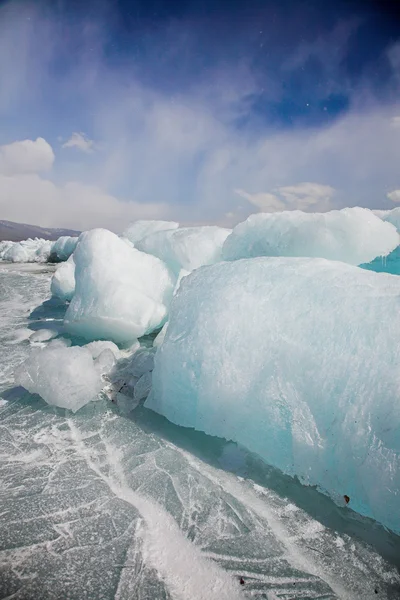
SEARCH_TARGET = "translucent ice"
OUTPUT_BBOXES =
[14,345,110,412]
[64,229,175,343]
[50,256,75,301]
[373,207,400,231]
[148,257,400,533]
[136,226,231,275]
[222,207,399,265]
[49,236,79,262]
[122,220,179,244]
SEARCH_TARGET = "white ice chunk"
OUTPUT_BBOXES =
[94,349,116,375]
[136,226,231,275]
[222,207,399,265]
[50,256,75,301]
[122,220,179,244]
[84,340,120,359]
[64,229,174,343]
[15,345,106,412]
[29,329,58,343]
[148,257,400,533]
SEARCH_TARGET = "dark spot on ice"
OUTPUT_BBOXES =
[239,577,245,585]
[375,589,378,594]
[344,495,350,504]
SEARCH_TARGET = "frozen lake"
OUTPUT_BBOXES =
[0,265,399,600]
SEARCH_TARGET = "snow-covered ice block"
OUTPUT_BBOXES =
[50,256,75,301]
[222,207,399,265]
[49,236,79,262]
[136,226,231,275]
[148,257,400,533]
[122,220,179,245]
[14,345,110,412]
[64,229,175,343]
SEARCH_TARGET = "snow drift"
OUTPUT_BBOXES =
[147,257,400,533]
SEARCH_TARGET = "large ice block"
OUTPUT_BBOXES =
[147,257,400,533]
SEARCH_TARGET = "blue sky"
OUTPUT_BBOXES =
[0,0,400,230]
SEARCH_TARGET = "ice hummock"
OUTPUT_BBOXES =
[0,237,53,263]
[0,235,78,263]
[14,343,115,412]
[135,226,231,275]
[222,207,399,265]
[147,257,400,533]
[64,228,175,343]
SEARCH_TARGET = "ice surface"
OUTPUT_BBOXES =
[50,255,75,300]
[136,226,231,275]
[148,257,400,533]
[14,344,110,412]
[64,229,175,343]
[1,265,400,600]
[222,207,399,265]
[122,219,179,244]
[49,235,79,262]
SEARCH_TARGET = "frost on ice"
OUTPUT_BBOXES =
[64,229,175,343]
[222,207,399,265]
[135,226,231,275]
[15,343,115,412]
[148,257,400,533]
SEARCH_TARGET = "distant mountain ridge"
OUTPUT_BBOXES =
[0,220,80,242]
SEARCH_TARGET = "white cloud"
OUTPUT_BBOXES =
[0,172,172,232]
[235,182,334,213]
[0,137,54,175]
[62,132,96,153]
[277,182,335,210]
[234,189,285,212]
[387,189,400,203]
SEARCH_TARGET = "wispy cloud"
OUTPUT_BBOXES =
[62,132,96,153]
[387,189,400,203]
[0,1,399,230]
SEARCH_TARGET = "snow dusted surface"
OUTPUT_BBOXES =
[64,229,175,343]
[148,257,400,533]
[1,266,400,599]
[135,225,231,275]
[222,207,399,265]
